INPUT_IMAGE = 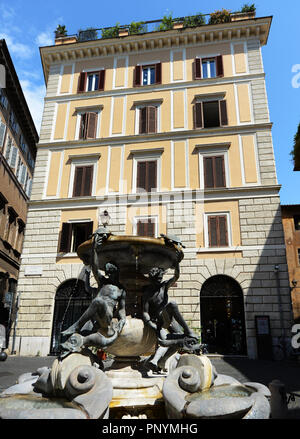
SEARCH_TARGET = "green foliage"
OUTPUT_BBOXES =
[240,3,256,13]
[55,25,67,37]
[209,9,231,25]
[129,21,147,35]
[183,13,206,28]
[291,122,300,169]
[101,23,120,39]
[156,14,174,31]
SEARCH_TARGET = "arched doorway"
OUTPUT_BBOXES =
[50,279,91,355]
[200,275,247,355]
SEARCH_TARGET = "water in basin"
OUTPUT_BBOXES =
[185,385,253,402]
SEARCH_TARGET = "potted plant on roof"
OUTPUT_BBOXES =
[209,9,231,25]
[129,21,147,35]
[231,4,256,21]
[183,13,206,28]
[55,25,67,39]
[101,23,120,39]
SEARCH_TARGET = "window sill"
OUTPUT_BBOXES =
[57,252,79,258]
[197,247,235,253]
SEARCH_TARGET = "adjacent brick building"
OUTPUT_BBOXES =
[0,39,38,337]
[281,205,300,323]
[11,11,293,358]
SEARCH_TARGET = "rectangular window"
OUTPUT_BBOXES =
[133,63,162,86]
[136,160,157,193]
[79,112,98,139]
[136,218,155,237]
[77,70,105,93]
[72,165,93,197]
[207,215,228,247]
[59,221,93,253]
[139,106,157,134]
[194,56,224,80]
[194,100,228,129]
[204,156,226,188]
[294,216,300,231]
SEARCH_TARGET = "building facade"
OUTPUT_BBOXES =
[0,40,38,338]
[281,205,300,323]
[11,12,293,358]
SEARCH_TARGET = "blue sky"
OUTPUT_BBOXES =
[0,0,299,204]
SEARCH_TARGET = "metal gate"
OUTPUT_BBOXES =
[50,279,91,355]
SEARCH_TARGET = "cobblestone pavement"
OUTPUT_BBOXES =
[0,354,299,418]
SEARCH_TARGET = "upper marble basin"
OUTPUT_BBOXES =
[77,235,184,291]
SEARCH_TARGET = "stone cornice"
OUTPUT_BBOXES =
[40,16,272,84]
[37,122,273,150]
[28,184,281,210]
[44,72,266,103]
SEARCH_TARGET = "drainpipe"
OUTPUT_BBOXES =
[274,265,286,358]
[11,292,20,355]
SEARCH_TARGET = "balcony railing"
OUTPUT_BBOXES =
[55,10,256,43]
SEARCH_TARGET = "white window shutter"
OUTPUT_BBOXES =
[10,146,18,168]
[20,164,26,184]
[0,122,6,147]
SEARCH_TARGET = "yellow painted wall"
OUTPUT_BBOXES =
[233,44,247,74]
[54,103,67,139]
[60,65,73,93]
[112,97,124,134]
[115,57,126,87]
[172,50,184,81]
[241,135,258,183]
[173,90,185,129]
[174,141,186,188]
[108,147,122,192]
[237,83,252,123]
[46,151,61,197]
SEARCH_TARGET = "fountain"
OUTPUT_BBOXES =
[0,229,271,419]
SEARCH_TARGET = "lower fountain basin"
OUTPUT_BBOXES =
[0,394,87,419]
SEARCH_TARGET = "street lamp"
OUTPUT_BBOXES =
[100,210,111,227]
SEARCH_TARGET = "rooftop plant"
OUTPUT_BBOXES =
[101,23,120,39]
[209,9,231,25]
[55,25,67,37]
[156,14,174,31]
[183,13,206,27]
[129,21,147,35]
[291,122,300,170]
[240,3,256,13]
